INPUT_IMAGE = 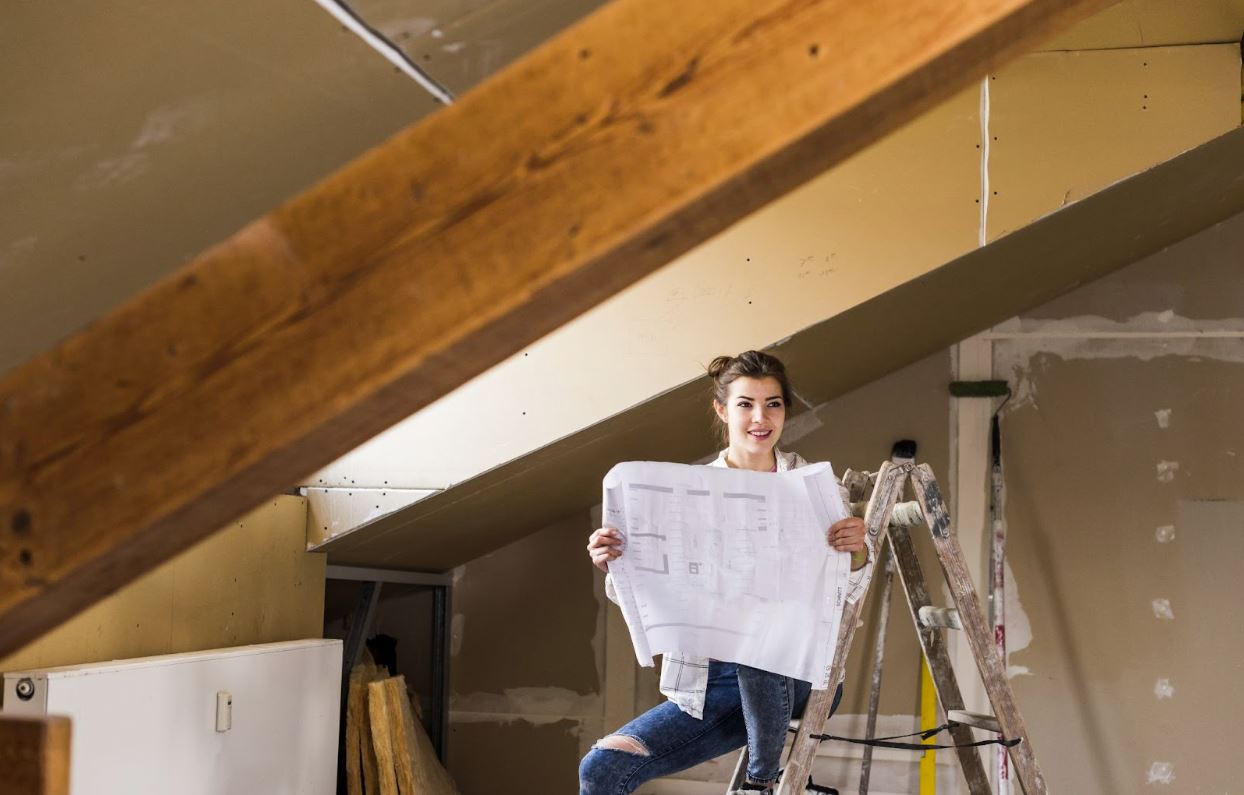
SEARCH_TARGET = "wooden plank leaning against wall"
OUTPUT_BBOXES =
[0,0,1110,658]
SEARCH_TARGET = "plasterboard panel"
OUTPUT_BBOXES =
[0,0,437,374]
[1041,0,1244,50]
[350,0,607,96]
[1,496,324,671]
[1007,211,1244,322]
[305,486,437,546]
[986,44,1240,240]
[307,84,982,489]
[315,124,1244,569]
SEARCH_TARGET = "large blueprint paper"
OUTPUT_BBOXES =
[603,460,852,690]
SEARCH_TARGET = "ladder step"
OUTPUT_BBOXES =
[947,710,1001,733]
[917,606,962,630]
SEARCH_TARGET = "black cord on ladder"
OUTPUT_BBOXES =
[790,720,1021,751]
[782,723,1018,795]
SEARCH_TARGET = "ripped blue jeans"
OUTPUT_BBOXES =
[579,660,843,793]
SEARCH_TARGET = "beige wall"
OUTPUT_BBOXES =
[995,213,1244,793]
[0,495,325,674]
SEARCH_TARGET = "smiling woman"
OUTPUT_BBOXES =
[581,350,870,794]
[706,351,792,463]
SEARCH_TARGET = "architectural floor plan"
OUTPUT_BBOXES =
[603,460,852,688]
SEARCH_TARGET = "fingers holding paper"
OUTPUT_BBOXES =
[827,516,867,553]
[588,526,625,572]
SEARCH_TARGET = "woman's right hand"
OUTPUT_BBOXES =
[587,527,624,573]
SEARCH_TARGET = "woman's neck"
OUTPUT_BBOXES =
[724,446,777,472]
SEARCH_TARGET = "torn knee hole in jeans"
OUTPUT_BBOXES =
[593,734,650,756]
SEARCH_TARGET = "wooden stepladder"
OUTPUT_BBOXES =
[764,451,1047,795]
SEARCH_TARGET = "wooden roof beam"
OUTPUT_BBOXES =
[0,0,1107,657]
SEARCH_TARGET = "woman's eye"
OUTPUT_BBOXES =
[768,402,784,409]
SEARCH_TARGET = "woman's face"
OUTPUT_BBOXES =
[714,376,786,456]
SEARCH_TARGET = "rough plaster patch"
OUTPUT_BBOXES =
[451,687,599,724]
[1151,598,1174,620]
[450,613,464,656]
[131,99,214,150]
[1154,408,1171,429]
[75,98,214,191]
[1146,761,1175,784]
[1155,525,1176,543]
[442,41,466,53]
[1156,461,1180,483]
[76,152,151,190]
[378,16,438,40]
[1007,665,1032,678]
[1154,678,1174,699]
[1003,559,1033,655]
[995,313,1244,411]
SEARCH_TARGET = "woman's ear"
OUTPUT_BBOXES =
[713,400,727,423]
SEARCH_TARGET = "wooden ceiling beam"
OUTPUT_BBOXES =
[0,0,1106,656]
[0,715,71,795]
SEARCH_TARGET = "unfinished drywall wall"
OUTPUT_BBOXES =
[444,511,603,792]
[992,211,1244,794]
[433,40,1241,793]
[0,496,325,673]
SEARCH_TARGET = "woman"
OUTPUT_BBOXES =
[581,350,871,794]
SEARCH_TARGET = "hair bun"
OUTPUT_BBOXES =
[706,355,733,380]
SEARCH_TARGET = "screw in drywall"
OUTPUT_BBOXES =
[11,509,31,536]
[18,549,32,566]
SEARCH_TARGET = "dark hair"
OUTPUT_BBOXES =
[707,350,793,444]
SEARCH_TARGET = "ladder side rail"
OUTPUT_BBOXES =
[776,461,905,794]
[886,522,992,794]
[909,464,1047,795]
[858,539,896,795]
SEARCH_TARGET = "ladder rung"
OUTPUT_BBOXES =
[947,710,1001,733]
[917,606,962,630]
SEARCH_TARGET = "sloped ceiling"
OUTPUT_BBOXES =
[314,124,1244,570]
[0,0,600,374]
[4,1,1244,377]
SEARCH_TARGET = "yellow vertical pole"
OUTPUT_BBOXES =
[920,653,937,794]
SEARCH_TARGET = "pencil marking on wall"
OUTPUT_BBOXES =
[1156,461,1179,483]
[1153,677,1174,699]
[1151,598,1174,620]
[1154,408,1171,429]
[1146,761,1175,785]
[1154,525,1175,543]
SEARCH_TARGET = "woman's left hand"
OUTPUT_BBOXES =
[827,516,867,553]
